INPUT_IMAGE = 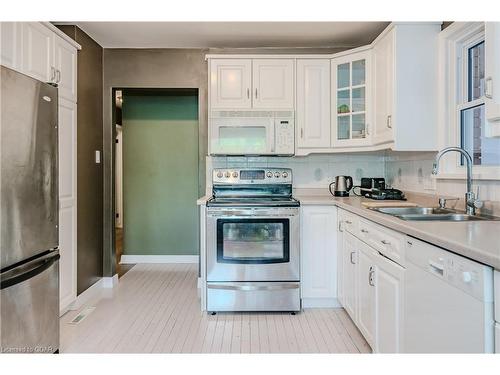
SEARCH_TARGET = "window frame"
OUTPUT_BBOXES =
[438,22,500,180]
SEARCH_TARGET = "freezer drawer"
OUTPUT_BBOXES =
[207,282,300,312]
[1,251,59,353]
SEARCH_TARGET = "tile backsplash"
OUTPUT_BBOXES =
[205,152,386,192]
[205,151,500,212]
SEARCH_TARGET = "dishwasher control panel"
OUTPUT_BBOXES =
[406,237,494,301]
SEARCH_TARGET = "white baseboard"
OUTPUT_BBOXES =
[301,298,341,309]
[120,255,199,264]
[67,274,120,311]
[102,274,119,288]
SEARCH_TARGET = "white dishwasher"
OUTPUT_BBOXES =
[404,237,495,353]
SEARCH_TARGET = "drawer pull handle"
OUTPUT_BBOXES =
[361,229,369,233]
[350,251,356,264]
[381,239,391,245]
[345,220,353,224]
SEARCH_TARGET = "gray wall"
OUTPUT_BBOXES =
[58,25,104,293]
[101,47,351,276]
[102,49,209,276]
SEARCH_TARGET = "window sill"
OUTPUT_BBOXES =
[432,171,500,181]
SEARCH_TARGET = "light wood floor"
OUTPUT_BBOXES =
[61,263,371,353]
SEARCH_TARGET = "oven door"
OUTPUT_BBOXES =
[210,117,275,155]
[206,207,299,282]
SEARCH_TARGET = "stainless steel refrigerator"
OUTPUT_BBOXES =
[0,66,60,353]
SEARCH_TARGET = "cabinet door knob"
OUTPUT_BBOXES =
[255,88,258,99]
[247,88,250,99]
[350,251,356,264]
[300,128,304,139]
[361,228,369,233]
[381,239,390,245]
[369,266,375,286]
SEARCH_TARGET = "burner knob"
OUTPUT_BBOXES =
[282,171,288,178]
[216,171,223,178]
[274,172,280,178]
[225,171,231,178]
[232,171,238,178]
[266,171,273,178]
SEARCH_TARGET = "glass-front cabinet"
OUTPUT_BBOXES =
[331,50,372,147]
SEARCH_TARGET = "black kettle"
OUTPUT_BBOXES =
[329,176,353,197]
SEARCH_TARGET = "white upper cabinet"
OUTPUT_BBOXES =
[300,206,337,307]
[54,36,77,102]
[209,58,294,110]
[373,29,394,145]
[252,59,294,109]
[332,50,372,147]
[0,22,22,71]
[22,22,54,83]
[210,59,252,109]
[296,59,331,150]
[372,23,441,150]
[485,22,500,137]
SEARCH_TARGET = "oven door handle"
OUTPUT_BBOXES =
[208,212,297,218]
[207,283,299,292]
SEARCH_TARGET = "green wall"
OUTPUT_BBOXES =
[122,94,199,256]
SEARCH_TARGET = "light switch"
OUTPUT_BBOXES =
[95,150,101,164]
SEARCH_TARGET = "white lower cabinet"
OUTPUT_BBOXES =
[337,208,405,353]
[373,249,405,353]
[301,206,338,308]
[356,242,377,348]
[341,231,358,319]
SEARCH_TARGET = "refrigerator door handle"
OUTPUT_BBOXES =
[0,252,60,290]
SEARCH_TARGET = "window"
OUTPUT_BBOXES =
[459,39,500,166]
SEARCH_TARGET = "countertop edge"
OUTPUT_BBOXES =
[297,195,500,270]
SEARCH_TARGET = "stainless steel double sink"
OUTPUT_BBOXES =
[368,206,500,221]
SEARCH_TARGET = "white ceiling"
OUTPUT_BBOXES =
[74,22,389,49]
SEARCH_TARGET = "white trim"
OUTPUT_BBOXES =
[438,21,500,180]
[120,255,199,264]
[301,298,341,309]
[102,274,119,288]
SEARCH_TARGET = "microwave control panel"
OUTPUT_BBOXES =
[275,118,295,155]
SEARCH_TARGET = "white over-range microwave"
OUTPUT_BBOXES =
[209,111,295,156]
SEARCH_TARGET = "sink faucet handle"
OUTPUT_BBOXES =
[438,196,459,209]
[474,186,483,209]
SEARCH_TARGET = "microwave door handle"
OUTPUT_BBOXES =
[268,121,275,153]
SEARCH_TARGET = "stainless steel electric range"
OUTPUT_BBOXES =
[206,168,300,312]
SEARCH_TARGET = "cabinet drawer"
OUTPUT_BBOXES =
[358,219,405,266]
[339,210,359,236]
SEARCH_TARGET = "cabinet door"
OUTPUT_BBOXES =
[54,35,77,102]
[342,232,358,321]
[332,51,372,147]
[210,59,252,109]
[296,59,331,149]
[58,99,77,313]
[485,22,500,137]
[22,22,54,83]
[0,22,22,71]
[373,29,394,145]
[374,253,405,353]
[357,242,376,348]
[252,59,294,109]
[301,206,337,303]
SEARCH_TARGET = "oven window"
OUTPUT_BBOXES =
[217,219,289,264]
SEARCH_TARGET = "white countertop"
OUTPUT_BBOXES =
[295,192,500,270]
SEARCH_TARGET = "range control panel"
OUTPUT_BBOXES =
[213,168,292,184]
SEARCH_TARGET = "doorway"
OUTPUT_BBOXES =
[113,88,199,276]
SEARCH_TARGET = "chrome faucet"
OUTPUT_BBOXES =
[432,147,483,215]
